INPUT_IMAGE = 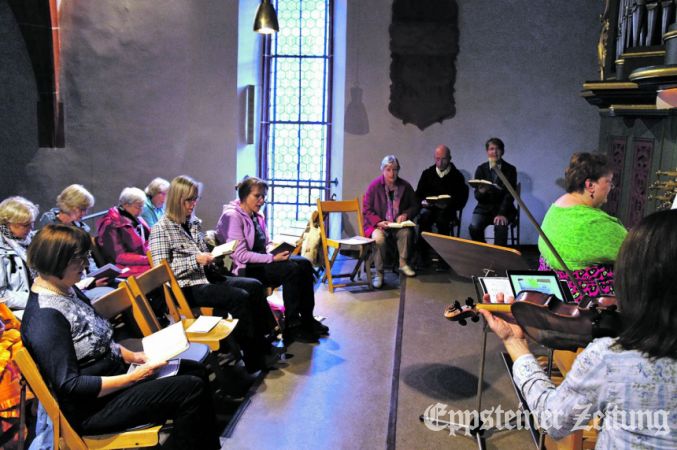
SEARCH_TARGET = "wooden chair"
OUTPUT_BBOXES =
[485,182,520,246]
[94,284,211,364]
[316,197,374,293]
[126,260,236,352]
[146,250,213,316]
[14,347,163,450]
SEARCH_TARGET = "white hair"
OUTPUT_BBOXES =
[118,187,146,206]
[380,155,400,171]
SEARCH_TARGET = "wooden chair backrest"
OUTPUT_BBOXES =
[126,261,195,322]
[14,347,86,449]
[93,283,160,340]
[316,197,366,241]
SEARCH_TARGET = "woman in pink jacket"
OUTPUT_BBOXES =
[216,177,328,345]
[96,187,151,277]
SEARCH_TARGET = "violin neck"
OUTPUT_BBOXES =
[476,303,511,313]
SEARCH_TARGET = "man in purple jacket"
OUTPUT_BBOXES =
[363,155,419,288]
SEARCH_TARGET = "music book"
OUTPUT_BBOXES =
[127,359,180,379]
[142,322,189,363]
[468,179,498,189]
[425,194,451,202]
[185,315,223,333]
[212,240,238,258]
[269,241,296,255]
[88,263,129,280]
[336,236,374,246]
[387,220,416,229]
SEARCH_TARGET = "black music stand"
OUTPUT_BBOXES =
[419,232,529,449]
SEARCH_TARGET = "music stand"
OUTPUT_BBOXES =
[419,232,529,449]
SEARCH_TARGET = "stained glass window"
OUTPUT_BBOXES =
[260,0,333,236]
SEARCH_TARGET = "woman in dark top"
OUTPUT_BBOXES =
[21,224,219,449]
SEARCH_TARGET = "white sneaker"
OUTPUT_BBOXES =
[399,264,416,277]
[372,273,383,289]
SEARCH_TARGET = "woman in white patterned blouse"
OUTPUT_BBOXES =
[479,210,677,448]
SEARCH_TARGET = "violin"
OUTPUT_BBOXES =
[444,291,622,351]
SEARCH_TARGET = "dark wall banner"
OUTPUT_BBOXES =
[389,0,459,130]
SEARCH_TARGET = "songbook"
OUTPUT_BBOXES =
[212,240,238,258]
[386,220,416,229]
[335,236,374,246]
[468,179,499,189]
[141,322,189,363]
[185,315,223,333]
[88,263,129,280]
[127,359,180,379]
[425,194,451,202]
[77,263,129,289]
[269,241,296,255]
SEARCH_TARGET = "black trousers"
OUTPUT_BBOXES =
[182,277,276,371]
[80,360,219,450]
[418,206,456,236]
[469,212,508,246]
[245,256,315,327]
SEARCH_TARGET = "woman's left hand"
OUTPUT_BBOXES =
[120,345,148,364]
[396,214,408,223]
[478,293,530,359]
[129,352,147,364]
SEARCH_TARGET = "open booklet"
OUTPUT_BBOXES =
[268,241,297,255]
[386,220,416,229]
[212,240,238,258]
[425,194,451,202]
[186,315,225,333]
[76,263,130,290]
[468,179,499,189]
[127,359,180,380]
[141,321,189,363]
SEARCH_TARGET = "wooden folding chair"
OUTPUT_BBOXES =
[316,198,374,293]
[14,347,163,450]
[126,261,236,352]
[94,284,211,364]
[146,250,214,316]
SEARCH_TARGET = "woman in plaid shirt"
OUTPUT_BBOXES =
[149,175,280,373]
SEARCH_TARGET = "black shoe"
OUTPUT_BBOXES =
[284,324,320,345]
[307,317,329,336]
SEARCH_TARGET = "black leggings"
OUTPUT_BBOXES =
[182,277,276,370]
[245,256,316,327]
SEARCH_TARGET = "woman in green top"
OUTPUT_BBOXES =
[538,152,627,301]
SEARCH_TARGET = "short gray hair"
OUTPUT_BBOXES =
[118,187,146,206]
[380,155,400,171]
[144,177,170,197]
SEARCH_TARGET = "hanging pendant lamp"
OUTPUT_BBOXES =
[254,0,279,34]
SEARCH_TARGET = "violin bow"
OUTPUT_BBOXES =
[490,159,587,297]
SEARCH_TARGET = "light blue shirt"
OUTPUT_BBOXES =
[513,337,677,448]
[140,196,164,229]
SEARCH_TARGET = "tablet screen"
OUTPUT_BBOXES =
[506,270,567,301]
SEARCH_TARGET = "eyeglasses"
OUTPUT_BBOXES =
[185,196,201,204]
[13,222,34,229]
[70,256,89,270]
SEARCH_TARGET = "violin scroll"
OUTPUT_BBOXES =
[444,297,480,326]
